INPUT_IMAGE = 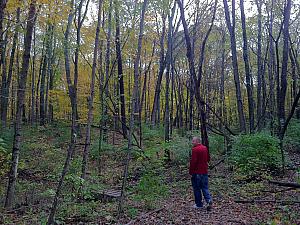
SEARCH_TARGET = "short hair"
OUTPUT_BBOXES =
[192,136,201,143]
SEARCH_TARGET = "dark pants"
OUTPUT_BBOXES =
[191,174,212,207]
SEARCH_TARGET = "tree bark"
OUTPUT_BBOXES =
[223,0,246,133]
[278,0,291,127]
[118,0,148,215]
[5,0,37,208]
[81,0,103,180]
[151,15,166,127]
[115,0,127,139]
[47,0,78,223]
[1,7,20,127]
[240,0,255,133]
[0,0,7,72]
[256,0,263,130]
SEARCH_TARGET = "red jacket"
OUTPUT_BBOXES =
[189,144,210,175]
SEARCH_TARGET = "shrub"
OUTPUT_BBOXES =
[165,134,190,164]
[230,132,281,179]
[284,119,300,150]
[209,134,225,155]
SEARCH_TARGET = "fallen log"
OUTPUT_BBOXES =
[261,187,296,193]
[235,199,300,204]
[269,180,300,188]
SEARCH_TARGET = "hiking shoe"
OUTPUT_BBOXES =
[206,201,212,211]
[192,204,203,209]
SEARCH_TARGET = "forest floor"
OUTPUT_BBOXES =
[0,123,299,225]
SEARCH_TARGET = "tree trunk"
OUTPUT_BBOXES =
[278,0,292,173]
[31,27,36,125]
[240,0,255,133]
[5,0,37,208]
[81,0,102,180]
[115,0,127,139]
[256,0,263,130]
[176,0,210,156]
[151,15,166,127]
[268,0,276,134]
[47,1,78,223]
[118,0,148,215]
[223,0,246,133]
[0,0,7,72]
[164,5,175,160]
[1,7,20,127]
[39,51,47,126]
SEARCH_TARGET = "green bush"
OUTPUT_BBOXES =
[284,119,300,150]
[165,134,190,164]
[230,132,281,179]
[209,134,225,155]
[142,125,164,147]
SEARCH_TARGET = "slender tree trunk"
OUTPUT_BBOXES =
[141,42,155,122]
[268,0,275,134]
[0,0,7,72]
[31,27,36,125]
[115,0,126,138]
[40,49,47,125]
[240,0,255,133]
[151,15,166,127]
[256,0,263,130]
[278,0,291,172]
[278,0,291,127]
[47,1,77,223]
[1,7,20,127]
[5,0,36,208]
[118,0,148,215]
[81,0,102,180]
[48,30,56,123]
[102,0,113,141]
[164,5,175,161]
[220,30,226,127]
[223,0,246,132]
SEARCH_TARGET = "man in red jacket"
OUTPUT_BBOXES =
[189,137,212,211]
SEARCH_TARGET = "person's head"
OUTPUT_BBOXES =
[192,136,201,146]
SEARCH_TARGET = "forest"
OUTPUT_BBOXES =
[0,0,300,224]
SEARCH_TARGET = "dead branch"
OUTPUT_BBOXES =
[261,187,296,193]
[269,180,300,188]
[209,157,226,170]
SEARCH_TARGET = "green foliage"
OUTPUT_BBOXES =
[0,137,11,177]
[284,119,300,150]
[134,171,169,209]
[164,134,190,164]
[209,134,225,155]
[230,132,281,179]
[126,206,138,218]
[143,125,164,146]
[0,129,13,177]
[90,140,117,160]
